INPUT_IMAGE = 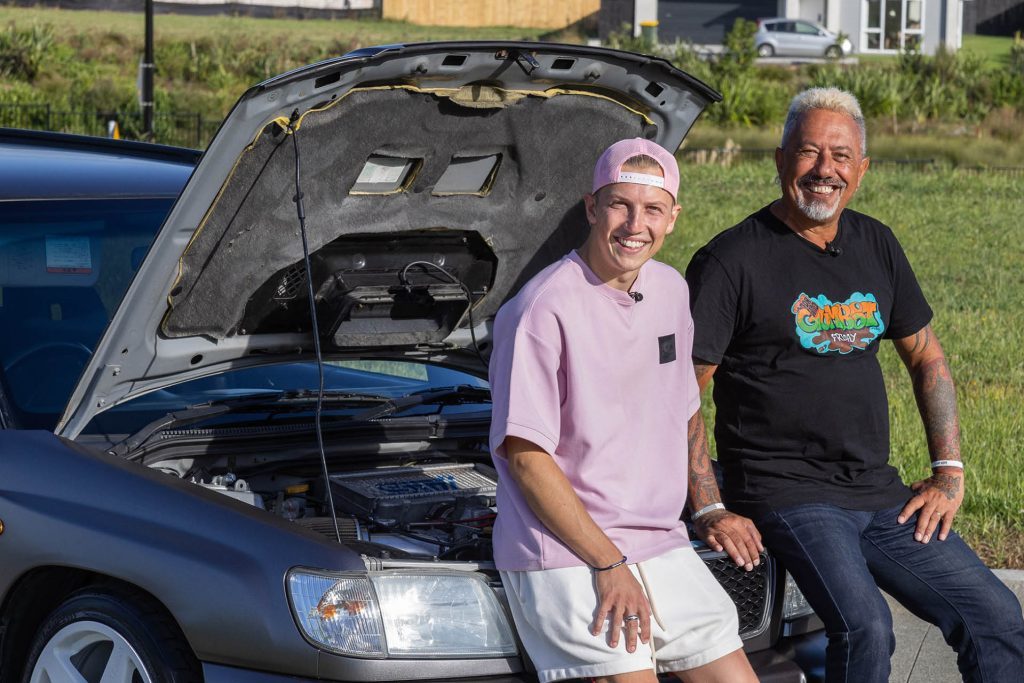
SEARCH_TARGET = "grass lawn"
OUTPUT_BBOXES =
[0,6,549,43]
[662,162,1024,568]
[685,120,1024,167]
[843,34,1013,68]
[961,33,1017,68]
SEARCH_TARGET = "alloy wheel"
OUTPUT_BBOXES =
[29,620,154,683]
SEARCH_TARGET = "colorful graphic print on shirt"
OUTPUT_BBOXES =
[791,292,886,354]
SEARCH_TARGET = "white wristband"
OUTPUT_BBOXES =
[930,460,964,469]
[691,502,726,520]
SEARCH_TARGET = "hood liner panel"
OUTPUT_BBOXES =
[163,86,650,342]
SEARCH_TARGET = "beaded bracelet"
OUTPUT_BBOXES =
[930,460,964,469]
[691,502,726,520]
[592,555,628,572]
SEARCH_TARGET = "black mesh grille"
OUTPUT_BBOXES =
[273,263,307,301]
[703,553,771,637]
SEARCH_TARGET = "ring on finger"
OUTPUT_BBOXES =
[624,614,640,622]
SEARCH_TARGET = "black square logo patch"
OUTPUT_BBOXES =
[658,334,676,364]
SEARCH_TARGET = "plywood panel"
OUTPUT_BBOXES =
[384,0,599,29]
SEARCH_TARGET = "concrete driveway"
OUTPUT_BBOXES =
[887,569,1024,682]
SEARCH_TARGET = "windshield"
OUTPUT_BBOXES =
[83,359,489,436]
[0,198,174,429]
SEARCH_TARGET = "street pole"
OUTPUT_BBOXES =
[142,0,154,140]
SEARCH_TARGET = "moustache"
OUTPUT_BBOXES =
[798,175,847,190]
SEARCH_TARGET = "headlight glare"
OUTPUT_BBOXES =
[781,571,816,620]
[289,572,385,655]
[373,573,517,656]
[287,569,517,658]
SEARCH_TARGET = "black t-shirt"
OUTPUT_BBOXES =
[685,205,933,517]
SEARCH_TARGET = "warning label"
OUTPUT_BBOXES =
[46,236,92,274]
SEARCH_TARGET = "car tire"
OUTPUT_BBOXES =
[825,45,842,59]
[23,585,201,683]
[757,43,774,58]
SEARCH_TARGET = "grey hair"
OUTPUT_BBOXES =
[780,87,867,157]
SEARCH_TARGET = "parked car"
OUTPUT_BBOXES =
[754,18,853,58]
[0,42,825,683]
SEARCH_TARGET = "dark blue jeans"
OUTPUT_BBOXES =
[757,503,1024,683]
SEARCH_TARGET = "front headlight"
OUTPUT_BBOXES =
[287,568,518,658]
[781,571,816,620]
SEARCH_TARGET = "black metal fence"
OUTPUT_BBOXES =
[0,104,220,149]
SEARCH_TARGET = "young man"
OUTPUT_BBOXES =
[488,138,760,683]
[686,87,1024,682]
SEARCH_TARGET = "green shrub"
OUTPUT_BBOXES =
[719,18,758,74]
[0,22,54,81]
[1010,31,1024,75]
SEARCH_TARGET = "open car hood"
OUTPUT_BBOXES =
[58,42,720,438]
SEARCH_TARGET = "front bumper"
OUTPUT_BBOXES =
[203,631,826,683]
[203,662,534,683]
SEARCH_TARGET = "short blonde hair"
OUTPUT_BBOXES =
[781,87,867,156]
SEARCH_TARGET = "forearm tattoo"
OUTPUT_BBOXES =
[926,472,961,501]
[911,347,961,462]
[694,362,716,393]
[687,413,721,510]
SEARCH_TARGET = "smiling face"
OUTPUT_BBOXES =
[775,108,870,231]
[580,163,680,291]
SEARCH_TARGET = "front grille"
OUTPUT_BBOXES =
[702,551,772,639]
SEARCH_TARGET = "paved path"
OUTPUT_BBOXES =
[887,569,1024,682]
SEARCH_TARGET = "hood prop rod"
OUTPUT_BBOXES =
[289,111,342,544]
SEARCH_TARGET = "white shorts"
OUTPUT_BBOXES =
[500,545,743,682]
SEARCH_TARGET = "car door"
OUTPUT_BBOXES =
[773,21,799,55]
[793,20,828,56]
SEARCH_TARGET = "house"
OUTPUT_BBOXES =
[786,0,965,55]
[607,0,966,55]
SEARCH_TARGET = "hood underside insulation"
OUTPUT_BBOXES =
[162,86,651,344]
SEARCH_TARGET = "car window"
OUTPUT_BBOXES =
[795,22,821,35]
[81,359,489,434]
[0,198,173,429]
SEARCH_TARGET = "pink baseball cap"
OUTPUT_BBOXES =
[592,138,680,202]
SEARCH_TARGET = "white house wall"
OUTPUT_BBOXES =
[837,0,862,51]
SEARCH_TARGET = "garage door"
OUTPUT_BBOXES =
[659,0,780,45]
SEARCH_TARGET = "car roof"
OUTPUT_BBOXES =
[0,128,200,202]
[759,17,821,25]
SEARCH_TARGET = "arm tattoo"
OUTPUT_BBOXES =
[907,326,933,355]
[927,473,961,501]
[912,355,961,461]
[694,362,716,394]
[687,412,722,510]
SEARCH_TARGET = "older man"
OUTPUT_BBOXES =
[685,87,1024,682]
[488,138,760,683]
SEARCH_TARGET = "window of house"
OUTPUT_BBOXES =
[863,0,925,53]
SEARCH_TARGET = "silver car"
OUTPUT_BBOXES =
[754,18,853,58]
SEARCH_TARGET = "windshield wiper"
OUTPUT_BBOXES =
[111,390,390,458]
[351,384,491,422]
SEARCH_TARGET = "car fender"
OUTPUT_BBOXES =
[0,431,360,675]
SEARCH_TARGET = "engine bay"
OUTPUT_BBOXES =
[192,457,498,563]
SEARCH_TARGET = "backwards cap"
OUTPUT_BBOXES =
[592,138,680,202]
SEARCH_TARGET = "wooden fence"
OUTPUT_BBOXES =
[383,0,599,29]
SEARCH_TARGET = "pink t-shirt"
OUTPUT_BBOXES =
[488,251,701,570]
